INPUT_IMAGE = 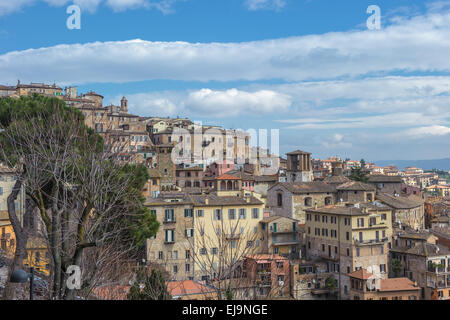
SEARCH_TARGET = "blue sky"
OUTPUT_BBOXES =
[1,0,450,161]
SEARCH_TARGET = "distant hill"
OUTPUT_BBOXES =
[373,158,450,171]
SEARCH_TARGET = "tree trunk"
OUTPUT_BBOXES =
[1,177,28,300]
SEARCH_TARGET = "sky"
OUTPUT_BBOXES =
[0,0,450,161]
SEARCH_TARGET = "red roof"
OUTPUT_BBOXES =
[167,280,215,297]
[348,269,374,280]
[216,174,240,180]
[246,254,288,261]
[379,278,420,292]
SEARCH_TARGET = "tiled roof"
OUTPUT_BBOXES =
[368,175,402,183]
[336,181,376,191]
[391,242,450,257]
[286,150,311,155]
[216,173,241,180]
[261,215,298,223]
[246,254,288,261]
[376,193,424,209]
[306,205,367,216]
[379,278,420,292]
[323,175,350,184]
[167,280,215,297]
[189,193,263,206]
[348,269,374,280]
[271,182,335,194]
[254,175,278,182]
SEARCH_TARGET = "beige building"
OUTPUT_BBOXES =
[145,192,195,281]
[305,202,393,299]
[258,215,301,259]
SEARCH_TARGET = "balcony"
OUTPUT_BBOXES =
[163,219,176,224]
[353,237,388,246]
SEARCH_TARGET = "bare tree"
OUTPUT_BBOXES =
[1,103,158,300]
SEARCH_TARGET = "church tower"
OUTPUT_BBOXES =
[286,150,312,183]
[121,96,128,113]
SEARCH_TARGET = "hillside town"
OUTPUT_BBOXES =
[1,82,449,301]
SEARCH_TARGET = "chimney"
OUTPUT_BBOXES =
[314,202,318,210]
[205,198,209,205]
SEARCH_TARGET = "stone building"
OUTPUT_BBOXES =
[286,150,312,183]
[267,182,336,223]
[375,193,425,230]
[304,203,393,299]
[349,269,420,300]
[145,192,195,281]
[336,181,376,203]
[258,215,302,259]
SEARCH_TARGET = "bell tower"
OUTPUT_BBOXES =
[286,150,312,183]
[121,96,128,113]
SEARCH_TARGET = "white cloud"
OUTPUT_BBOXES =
[401,125,450,138]
[120,88,292,118]
[244,0,286,11]
[2,8,450,84]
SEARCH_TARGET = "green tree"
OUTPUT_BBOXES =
[0,94,159,299]
[349,166,369,183]
[391,259,403,277]
[325,277,338,290]
[225,284,233,300]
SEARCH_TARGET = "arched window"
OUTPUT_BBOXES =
[227,181,233,190]
[220,181,226,190]
[277,193,283,207]
[304,197,312,207]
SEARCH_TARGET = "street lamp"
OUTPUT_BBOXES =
[10,267,34,300]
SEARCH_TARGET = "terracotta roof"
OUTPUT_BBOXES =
[189,193,263,206]
[167,280,215,297]
[216,173,241,180]
[379,278,420,292]
[246,254,288,261]
[336,181,376,191]
[348,269,374,280]
[391,242,450,257]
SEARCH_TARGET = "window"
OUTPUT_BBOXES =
[0,187,2,195]
[200,248,207,255]
[344,218,350,226]
[322,244,325,252]
[228,209,236,220]
[214,209,222,220]
[322,216,328,223]
[173,265,178,274]
[185,250,190,259]
[381,213,387,221]
[165,229,175,243]
[185,264,190,272]
[252,208,260,219]
[211,247,218,255]
[315,215,320,222]
[304,197,312,207]
[306,214,311,221]
[331,216,336,224]
[196,210,204,217]
[357,218,364,227]
[158,251,163,260]
[277,193,283,207]
[346,232,350,241]
[185,229,194,238]
[239,208,246,219]
[184,208,193,217]
[380,264,386,273]
[164,209,175,222]
[356,248,360,257]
